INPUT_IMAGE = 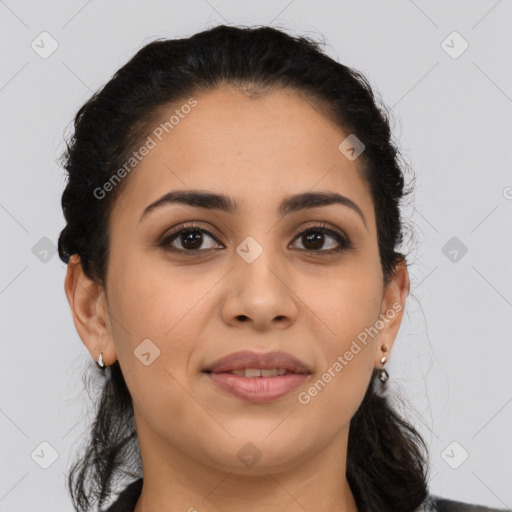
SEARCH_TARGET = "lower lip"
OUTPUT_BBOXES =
[206,372,308,403]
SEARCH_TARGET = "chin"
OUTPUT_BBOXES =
[192,428,313,475]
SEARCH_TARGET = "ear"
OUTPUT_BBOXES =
[64,254,117,366]
[373,258,410,367]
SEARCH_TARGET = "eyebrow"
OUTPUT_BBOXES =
[139,189,367,229]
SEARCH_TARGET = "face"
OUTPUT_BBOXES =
[68,86,409,477]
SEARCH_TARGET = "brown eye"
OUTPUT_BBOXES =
[290,226,352,254]
[159,225,223,253]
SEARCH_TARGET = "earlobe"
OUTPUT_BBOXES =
[64,254,117,366]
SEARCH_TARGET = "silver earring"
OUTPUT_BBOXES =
[378,345,389,383]
[378,368,389,383]
[96,352,106,370]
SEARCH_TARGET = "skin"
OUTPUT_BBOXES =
[65,86,409,512]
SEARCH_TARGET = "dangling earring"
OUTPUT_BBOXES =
[378,344,389,383]
[96,351,106,370]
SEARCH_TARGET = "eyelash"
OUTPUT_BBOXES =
[158,222,353,256]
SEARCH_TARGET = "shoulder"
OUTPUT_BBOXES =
[417,494,510,512]
[99,478,143,512]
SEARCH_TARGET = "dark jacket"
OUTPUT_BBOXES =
[100,478,509,512]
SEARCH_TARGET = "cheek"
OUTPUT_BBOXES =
[306,265,383,348]
[297,267,382,410]
[108,249,210,339]
[296,280,379,434]
[106,259,217,425]
[107,254,224,385]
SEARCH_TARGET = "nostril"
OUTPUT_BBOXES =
[237,315,249,322]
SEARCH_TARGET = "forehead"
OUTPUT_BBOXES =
[111,86,373,224]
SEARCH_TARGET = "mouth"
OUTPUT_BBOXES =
[203,350,311,374]
[202,350,311,403]
[221,368,293,377]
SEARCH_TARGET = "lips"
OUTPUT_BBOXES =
[203,350,311,375]
[202,350,311,403]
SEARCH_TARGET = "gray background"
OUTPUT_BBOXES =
[1,0,511,510]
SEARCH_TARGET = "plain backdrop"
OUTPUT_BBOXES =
[0,1,511,510]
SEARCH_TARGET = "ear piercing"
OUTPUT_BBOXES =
[96,351,106,370]
[378,344,389,383]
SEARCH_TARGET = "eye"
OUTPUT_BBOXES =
[158,223,223,253]
[290,223,352,254]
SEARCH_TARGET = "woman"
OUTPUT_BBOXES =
[58,24,507,512]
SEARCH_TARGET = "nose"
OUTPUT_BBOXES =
[221,247,299,331]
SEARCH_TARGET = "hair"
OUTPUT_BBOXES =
[58,24,429,512]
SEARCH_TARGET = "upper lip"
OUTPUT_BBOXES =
[203,350,311,374]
